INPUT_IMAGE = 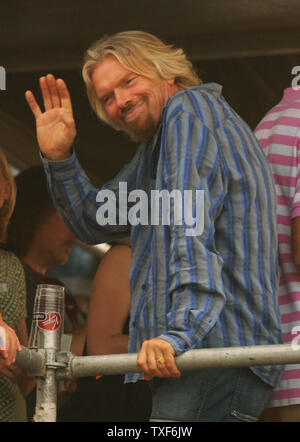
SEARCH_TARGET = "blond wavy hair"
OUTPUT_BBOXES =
[0,148,16,244]
[82,31,201,128]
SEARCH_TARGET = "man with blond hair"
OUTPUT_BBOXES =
[25,31,283,422]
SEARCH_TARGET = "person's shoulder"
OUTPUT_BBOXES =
[164,83,223,122]
[101,244,131,266]
[0,249,22,267]
[94,243,131,283]
[0,249,25,281]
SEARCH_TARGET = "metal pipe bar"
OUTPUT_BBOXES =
[33,349,59,422]
[34,368,57,422]
[15,346,45,375]
[55,343,300,380]
[13,339,300,422]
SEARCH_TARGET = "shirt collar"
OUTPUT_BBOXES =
[196,82,223,95]
[148,82,223,154]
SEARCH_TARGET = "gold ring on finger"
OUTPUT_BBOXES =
[156,356,165,364]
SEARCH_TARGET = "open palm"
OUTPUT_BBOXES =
[25,75,77,161]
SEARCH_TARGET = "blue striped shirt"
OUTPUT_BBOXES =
[42,83,283,386]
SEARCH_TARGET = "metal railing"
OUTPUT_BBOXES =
[14,284,300,422]
[15,340,300,422]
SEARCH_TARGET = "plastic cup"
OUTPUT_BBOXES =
[29,284,65,350]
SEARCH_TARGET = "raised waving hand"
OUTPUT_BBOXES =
[25,74,77,161]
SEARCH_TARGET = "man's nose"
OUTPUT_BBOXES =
[115,88,131,109]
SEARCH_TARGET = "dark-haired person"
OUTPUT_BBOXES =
[25,31,283,422]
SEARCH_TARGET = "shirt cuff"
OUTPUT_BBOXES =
[158,333,192,356]
[40,148,80,181]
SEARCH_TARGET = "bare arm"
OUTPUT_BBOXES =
[70,326,87,356]
[87,245,131,356]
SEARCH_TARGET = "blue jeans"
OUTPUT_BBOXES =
[149,367,273,422]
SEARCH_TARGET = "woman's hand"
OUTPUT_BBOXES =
[0,313,21,367]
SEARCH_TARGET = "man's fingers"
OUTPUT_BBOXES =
[25,76,74,124]
[137,338,182,380]
[163,352,181,377]
[46,74,61,108]
[146,347,159,375]
[25,90,42,119]
[57,78,74,118]
[39,76,53,111]
[137,346,153,381]
[153,352,181,378]
[154,353,170,377]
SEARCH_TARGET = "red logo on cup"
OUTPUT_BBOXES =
[38,312,61,331]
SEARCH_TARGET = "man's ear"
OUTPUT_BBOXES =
[166,78,176,87]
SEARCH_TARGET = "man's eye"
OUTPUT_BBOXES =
[102,96,111,105]
[126,76,137,85]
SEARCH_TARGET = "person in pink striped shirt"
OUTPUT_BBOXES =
[255,86,300,421]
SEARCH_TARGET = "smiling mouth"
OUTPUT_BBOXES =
[123,101,145,122]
